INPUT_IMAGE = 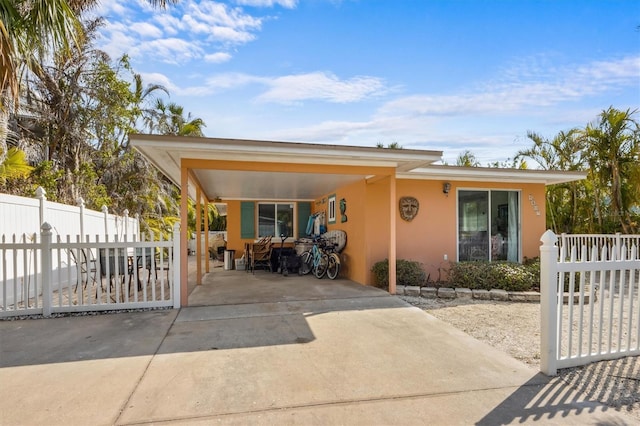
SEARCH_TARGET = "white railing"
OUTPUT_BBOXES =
[559,233,640,262]
[0,223,180,318]
[540,230,640,376]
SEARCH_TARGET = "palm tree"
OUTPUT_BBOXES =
[1,0,85,108]
[582,107,640,233]
[0,146,32,185]
[515,129,588,232]
[456,150,480,167]
[1,0,178,109]
[152,99,206,137]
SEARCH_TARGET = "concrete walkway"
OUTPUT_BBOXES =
[0,265,636,425]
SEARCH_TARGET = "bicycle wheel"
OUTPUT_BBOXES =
[299,251,313,275]
[314,253,329,279]
[326,254,340,280]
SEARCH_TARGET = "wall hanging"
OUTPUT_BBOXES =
[399,196,419,221]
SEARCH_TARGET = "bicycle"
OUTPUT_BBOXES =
[298,238,321,276]
[298,238,340,279]
[323,242,341,280]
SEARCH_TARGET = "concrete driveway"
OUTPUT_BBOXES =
[0,264,635,425]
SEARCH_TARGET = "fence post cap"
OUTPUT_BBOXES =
[101,205,108,213]
[77,197,85,206]
[35,186,46,197]
[540,229,557,246]
[41,222,52,232]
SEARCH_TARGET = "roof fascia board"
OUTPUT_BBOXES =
[130,134,442,166]
[398,166,587,185]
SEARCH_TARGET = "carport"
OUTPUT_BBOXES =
[129,134,442,306]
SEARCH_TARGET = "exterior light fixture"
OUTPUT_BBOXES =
[443,182,451,195]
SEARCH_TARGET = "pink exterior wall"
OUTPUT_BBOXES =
[394,180,547,281]
[227,178,547,287]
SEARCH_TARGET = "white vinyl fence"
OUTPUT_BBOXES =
[1,223,180,317]
[0,187,139,241]
[540,231,640,376]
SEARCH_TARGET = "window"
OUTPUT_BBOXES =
[258,203,294,238]
[328,194,336,224]
[458,190,519,262]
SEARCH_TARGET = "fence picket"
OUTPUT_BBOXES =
[1,225,179,317]
[542,231,640,375]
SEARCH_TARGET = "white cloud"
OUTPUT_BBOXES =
[97,23,138,60]
[139,72,179,93]
[92,0,129,18]
[131,38,204,64]
[377,55,640,118]
[204,52,233,63]
[186,1,263,43]
[235,0,298,8]
[255,72,387,104]
[98,0,265,64]
[130,22,163,38]
[152,14,183,36]
[149,71,387,103]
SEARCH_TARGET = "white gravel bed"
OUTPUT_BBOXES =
[400,295,640,422]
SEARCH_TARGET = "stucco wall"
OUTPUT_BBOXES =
[225,178,547,286]
[317,178,547,286]
[395,180,547,281]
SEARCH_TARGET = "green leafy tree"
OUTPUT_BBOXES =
[0,146,32,185]
[456,150,480,167]
[582,107,640,233]
[376,141,403,149]
[517,108,639,234]
[151,100,206,137]
[516,129,587,232]
[1,0,177,108]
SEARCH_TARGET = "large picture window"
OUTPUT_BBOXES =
[458,190,519,262]
[258,203,294,238]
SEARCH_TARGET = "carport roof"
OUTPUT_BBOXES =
[129,134,442,201]
[129,134,586,202]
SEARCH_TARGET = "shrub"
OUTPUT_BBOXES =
[371,259,426,290]
[448,261,539,292]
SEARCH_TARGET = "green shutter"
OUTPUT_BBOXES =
[297,202,311,237]
[240,202,255,239]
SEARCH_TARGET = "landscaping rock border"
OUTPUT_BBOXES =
[397,286,593,304]
[398,286,541,302]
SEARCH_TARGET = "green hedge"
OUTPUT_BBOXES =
[371,259,426,290]
[448,259,540,292]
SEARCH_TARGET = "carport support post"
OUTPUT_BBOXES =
[172,223,181,308]
[540,230,558,376]
[180,164,189,306]
[388,173,397,295]
[204,199,210,273]
[196,186,202,285]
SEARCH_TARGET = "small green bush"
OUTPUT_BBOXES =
[448,260,539,292]
[371,259,426,290]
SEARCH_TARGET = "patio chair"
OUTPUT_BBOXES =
[250,236,273,273]
[70,248,98,292]
[98,248,134,301]
[132,247,172,289]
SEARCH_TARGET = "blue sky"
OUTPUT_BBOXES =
[94,0,640,165]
